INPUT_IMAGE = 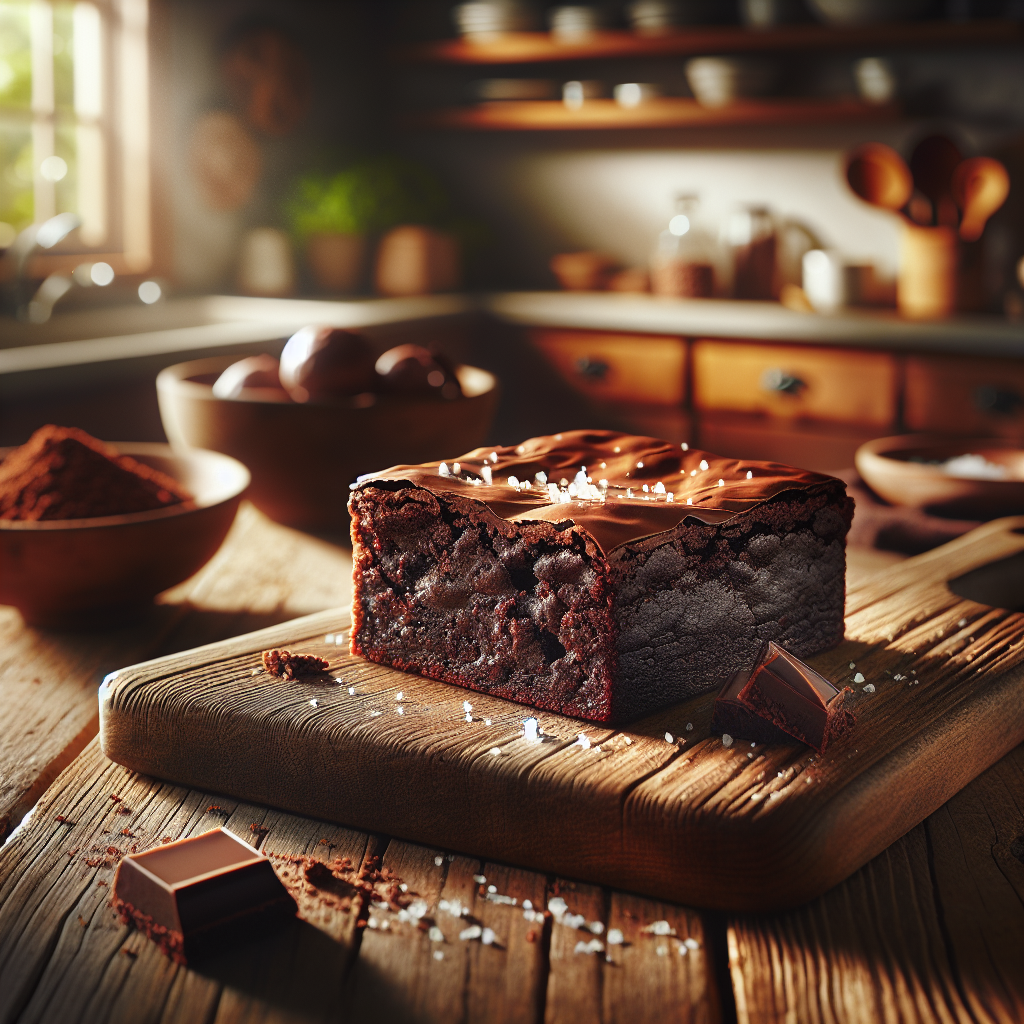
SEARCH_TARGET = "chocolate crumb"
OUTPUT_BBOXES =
[77,915,87,927]
[97,880,108,887]
[160,837,173,844]
[109,795,122,802]
[261,648,330,680]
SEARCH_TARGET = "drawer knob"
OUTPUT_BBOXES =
[576,357,610,381]
[760,368,806,396]
[974,385,1023,417]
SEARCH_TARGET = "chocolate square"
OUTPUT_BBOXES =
[711,641,855,753]
[113,828,296,962]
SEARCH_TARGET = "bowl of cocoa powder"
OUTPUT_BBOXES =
[0,425,249,627]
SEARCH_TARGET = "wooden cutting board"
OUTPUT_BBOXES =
[100,518,1024,912]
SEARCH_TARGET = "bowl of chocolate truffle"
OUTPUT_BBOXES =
[0,425,249,627]
[156,325,499,532]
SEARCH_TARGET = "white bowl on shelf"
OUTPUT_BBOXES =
[453,2,540,39]
[806,0,930,24]
[685,57,777,108]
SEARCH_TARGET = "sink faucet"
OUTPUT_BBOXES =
[1,213,83,320]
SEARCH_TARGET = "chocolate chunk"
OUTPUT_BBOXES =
[112,828,297,963]
[711,641,855,753]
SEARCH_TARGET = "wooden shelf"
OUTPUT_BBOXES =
[401,20,1024,64]
[411,97,901,131]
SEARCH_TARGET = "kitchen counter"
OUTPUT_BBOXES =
[485,291,1024,357]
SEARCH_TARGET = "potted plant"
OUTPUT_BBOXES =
[286,156,456,295]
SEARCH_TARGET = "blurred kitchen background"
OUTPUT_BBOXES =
[1,0,1023,541]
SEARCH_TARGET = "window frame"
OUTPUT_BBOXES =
[0,0,151,279]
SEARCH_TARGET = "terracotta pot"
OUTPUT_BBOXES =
[375,226,461,297]
[898,224,958,320]
[305,233,367,294]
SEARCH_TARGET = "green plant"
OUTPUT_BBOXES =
[286,156,451,238]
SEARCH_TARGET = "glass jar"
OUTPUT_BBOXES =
[650,194,716,298]
[726,205,776,300]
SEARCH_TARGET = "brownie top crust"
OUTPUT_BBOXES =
[352,429,846,554]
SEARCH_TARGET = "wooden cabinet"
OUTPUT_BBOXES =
[525,326,1020,471]
[692,340,898,427]
[905,354,1024,442]
[530,329,686,406]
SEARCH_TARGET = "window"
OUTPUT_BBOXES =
[0,0,149,273]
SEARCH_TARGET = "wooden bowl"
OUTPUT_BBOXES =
[156,355,500,532]
[855,434,1024,518]
[0,444,249,628]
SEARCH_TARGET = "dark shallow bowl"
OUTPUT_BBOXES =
[855,434,1024,518]
[156,355,500,532]
[0,444,249,628]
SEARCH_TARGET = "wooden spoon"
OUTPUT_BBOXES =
[909,134,962,227]
[953,157,1010,242]
[845,143,913,213]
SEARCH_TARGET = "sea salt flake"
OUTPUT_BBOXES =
[438,463,450,477]
[397,706,404,715]
[433,950,444,961]
[718,478,725,487]
[507,475,520,488]
[488,747,501,756]
[958,618,967,628]
[487,884,497,893]
[548,897,568,917]
[523,899,533,910]
[523,717,539,742]
[645,920,676,936]
[853,672,865,683]
[434,856,444,867]
[484,718,492,726]
[482,465,492,485]
[681,443,689,451]
[348,687,355,695]
[685,937,700,950]
[665,732,674,744]
[589,921,605,935]
[309,699,318,708]
[722,734,734,748]
[699,459,709,471]
[849,662,856,669]
[746,470,753,479]
[624,736,633,745]
[657,946,668,956]
[679,944,688,956]
[429,926,444,941]
[459,925,482,942]
[685,722,693,731]
[607,928,624,945]
[325,634,334,643]
[863,683,876,693]
[395,692,403,701]
[482,927,496,945]
[575,733,591,750]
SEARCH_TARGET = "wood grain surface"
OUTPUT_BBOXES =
[0,739,720,1024]
[0,502,352,842]
[728,744,1024,1024]
[100,519,1024,911]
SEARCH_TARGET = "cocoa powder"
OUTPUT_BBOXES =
[0,425,192,521]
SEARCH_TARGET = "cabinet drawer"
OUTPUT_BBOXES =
[905,355,1024,440]
[692,340,897,427]
[530,330,686,406]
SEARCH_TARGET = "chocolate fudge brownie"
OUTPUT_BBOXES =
[348,430,853,723]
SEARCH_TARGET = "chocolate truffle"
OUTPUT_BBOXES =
[279,326,376,403]
[212,354,289,400]
[710,641,855,753]
[374,344,462,400]
[349,430,853,723]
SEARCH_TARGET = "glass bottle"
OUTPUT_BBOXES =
[726,205,776,300]
[650,194,716,298]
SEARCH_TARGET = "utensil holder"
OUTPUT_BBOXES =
[898,224,958,320]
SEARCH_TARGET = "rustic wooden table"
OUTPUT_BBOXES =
[0,503,1020,1024]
